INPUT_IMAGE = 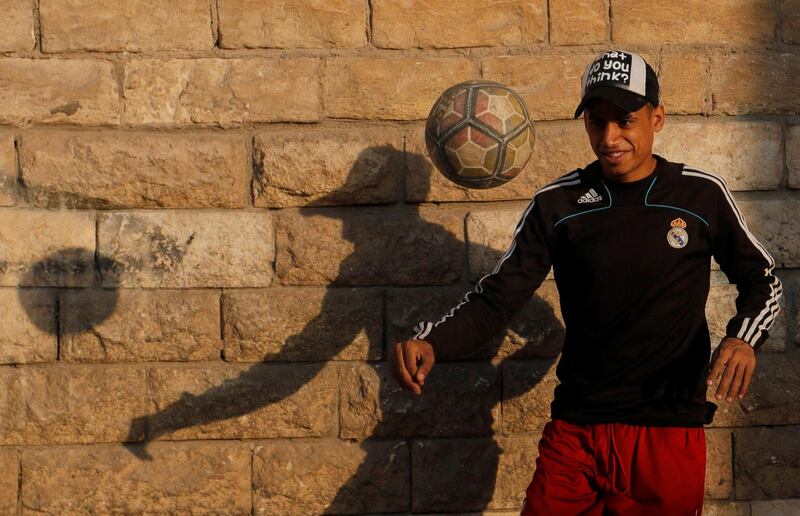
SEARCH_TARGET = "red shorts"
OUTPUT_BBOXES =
[521,418,706,516]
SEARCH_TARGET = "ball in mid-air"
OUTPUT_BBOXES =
[425,80,535,189]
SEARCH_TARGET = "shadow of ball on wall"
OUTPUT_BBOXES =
[16,247,121,335]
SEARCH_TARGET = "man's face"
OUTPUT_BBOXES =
[583,98,665,182]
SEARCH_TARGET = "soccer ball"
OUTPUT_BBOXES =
[425,80,535,189]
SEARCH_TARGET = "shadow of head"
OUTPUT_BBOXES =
[295,144,433,236]
[15,247,121,334]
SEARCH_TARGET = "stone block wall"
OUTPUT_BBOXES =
[0,1,798,514]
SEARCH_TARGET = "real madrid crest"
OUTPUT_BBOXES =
[667,217,688,249]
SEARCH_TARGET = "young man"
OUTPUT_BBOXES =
[390,50,782,514]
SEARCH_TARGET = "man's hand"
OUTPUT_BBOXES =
[390,339,435,395]
[706,336,756,402]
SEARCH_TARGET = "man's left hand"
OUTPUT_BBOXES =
[706,336,756,402]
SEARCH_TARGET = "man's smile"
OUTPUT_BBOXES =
[602,150,629,164]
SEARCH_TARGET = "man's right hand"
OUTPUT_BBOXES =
[390,339,435,395]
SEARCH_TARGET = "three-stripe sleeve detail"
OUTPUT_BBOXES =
[682,167,782,346]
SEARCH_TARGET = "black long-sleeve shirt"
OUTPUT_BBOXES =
[411,154,782,427]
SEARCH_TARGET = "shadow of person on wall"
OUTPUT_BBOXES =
[119,145,562,513]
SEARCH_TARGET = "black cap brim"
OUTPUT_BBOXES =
[573,86,648,119]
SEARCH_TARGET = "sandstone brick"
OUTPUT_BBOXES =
[707,282,785,353]
[124,58,322,125]
[253,438,408,515]
[411,435,539,512]
[784,0,800,44]
[482,54,592,122]
[612,0,776,45]
[275,206,463,286]
[0,447,17,513]
[387,281,564,360]
[39,0,213,52]
[223,287,383,362]
[0,365,147,444]
[490,435,541,511]
[21,442,250,513]
[0,132,16,206]
[733,426,800,500]
[550,0,609,45]
[98,210,273,288]
[705,428,733,500]
[0,58,120,125]
[736,199,800,268]
[502,358,559,434]
[659,54,709,114]
[751,499,800,515]
[339,362,500,439]
[654,119,783,191]
[19,131,250,209]
[60,289,221,362]
[710,353,800,427]
[0,210,95,287]
[253,127,403,208]
[0,0,34,51]
[406,121,597,202]
[145,363,338,440]
[371,0,547,48]
[710,52,800,115]
[703,500,750,516]
[788,125,800,189]
[0,288,56,364]
[218,0,366,48]
[325,57,476,120]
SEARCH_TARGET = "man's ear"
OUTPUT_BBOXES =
[652,104,666,132]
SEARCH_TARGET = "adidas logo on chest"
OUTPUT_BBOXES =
[577,188,603,204]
